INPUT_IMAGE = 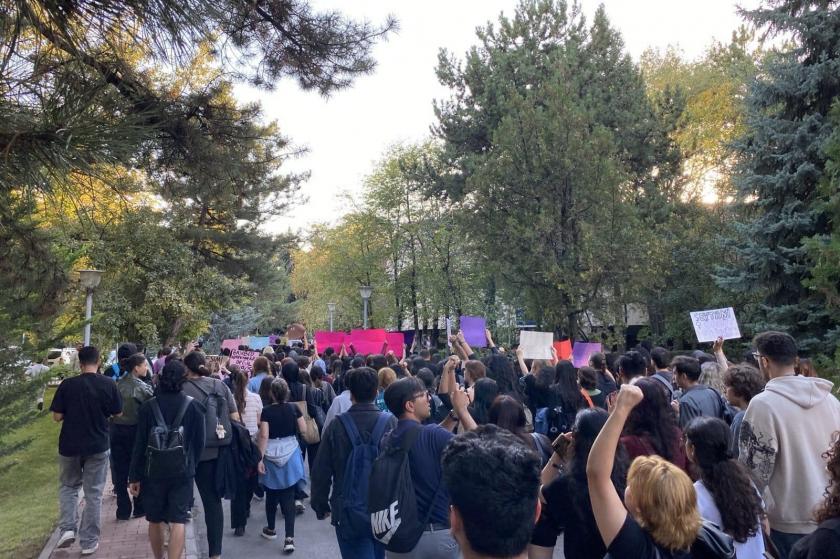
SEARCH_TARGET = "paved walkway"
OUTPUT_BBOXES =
[42,471,198,559]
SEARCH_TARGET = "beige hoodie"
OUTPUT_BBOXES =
[739,375,840,534]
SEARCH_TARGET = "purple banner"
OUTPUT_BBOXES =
[459,316,487,348]
[571,342,602,368]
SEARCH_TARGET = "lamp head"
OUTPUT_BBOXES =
[327,303,337,312]
[359,285,373,299]
[78,269,104,290]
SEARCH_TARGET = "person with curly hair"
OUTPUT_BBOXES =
[790,433,840,558]
[722,364,765,458]
[685,417,766,558]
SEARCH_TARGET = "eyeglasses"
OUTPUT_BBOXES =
[752,351,762,360]
[412,392,430,401]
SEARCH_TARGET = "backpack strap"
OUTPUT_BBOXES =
[371,413,391,445]
[338,413,362,447]
[172,396,193,429]
[187,378,211,400]
[651,373,675,398]
[150,398,167,429]
[580,388,594,408]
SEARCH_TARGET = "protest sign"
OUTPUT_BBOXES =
[285,323,306,340]
[519,331,554,360]
[221,338,246,351]
[229,349,260,374]
[572,342,602,368]
[690,307,741,343]
[249,336,270,350]
[446,317,452,348]
[349,329,387,355]
[385,332,406,358]
[459,316,487,347]
[268,334,279,345]
[314,331,345,352]
[554,339,573,361]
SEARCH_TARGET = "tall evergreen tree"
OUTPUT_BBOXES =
[717,0,840,355]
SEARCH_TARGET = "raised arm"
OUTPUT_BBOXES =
[587,384,643,548]
[515,347,529,376]
[712,336,730,371]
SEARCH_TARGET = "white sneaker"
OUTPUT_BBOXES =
[56,531,75,549]
[80,542,99,555]
[295,500,305,515]
[283,537,295,553]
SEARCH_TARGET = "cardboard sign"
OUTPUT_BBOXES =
[571,342,602,368]
[349,329,387,355]
[459,316,487,348]
[229,349,260,374]
[314,331,345,352]
[222,338,246,351]
[519,331,554,360]
[285,323,306,341]
[249,336,270,350]
[385,332,406,358]
[554,339,573,361]
[690,307,741,343]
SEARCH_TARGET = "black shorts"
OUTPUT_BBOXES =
[141,477,193,524]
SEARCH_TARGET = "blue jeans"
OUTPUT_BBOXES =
[336,525,384,559]
[771,529,805,559]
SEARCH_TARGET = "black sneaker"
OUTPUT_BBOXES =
[261,527,277,540]
[234,526,245,537]
[283,537,295,554]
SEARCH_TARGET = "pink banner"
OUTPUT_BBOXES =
[222,338,246,351]
[314,331,346,352]
[385,332,405,358]
[349,329,387,355]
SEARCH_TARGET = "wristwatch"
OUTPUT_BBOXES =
[448,410,460,422]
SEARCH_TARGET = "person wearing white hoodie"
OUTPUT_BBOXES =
[739,331,840,559]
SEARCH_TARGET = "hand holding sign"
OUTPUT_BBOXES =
[689,307,741,343]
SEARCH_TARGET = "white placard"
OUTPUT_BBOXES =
[519,331,554,360]
[689,307,741,343]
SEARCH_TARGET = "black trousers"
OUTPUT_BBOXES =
[265,486,296,538]
[109,424,143,518]
[230,475,257,529]
[195,459,224,556]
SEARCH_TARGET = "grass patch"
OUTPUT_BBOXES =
[0,387,61,559]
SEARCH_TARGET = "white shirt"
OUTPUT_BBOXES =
[695,480,766,559]
[323,390,353,430]
[241,390,263,437]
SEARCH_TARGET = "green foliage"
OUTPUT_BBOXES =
[717,0,840,360]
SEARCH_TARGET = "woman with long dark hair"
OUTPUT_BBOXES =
[468,377,499,426]
[483,354,523,401]
[228,368,263,536]
[488,395,552,466]
[685,417,765,558]
[621,378,687,471]
[529,408,629,559]
[791,432,840,558]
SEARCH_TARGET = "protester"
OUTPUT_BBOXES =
[462,359,486,388]
[649,347,677,400]
[311,365,337,413]
[282,360,322,511]
[467,377,499,426]
[182,350,239,559]
[25,355,51,410]
[685,417,766,558]
[311,367,397,558]
[488,395,552,466]
[699,361,728,396]
[441,425,541,559]
[621,378,687,471]
[722,364,765,458]
[375,377,476,558]
[586,385,732,559]
[795,358,817,378]
[111,353,154,520]
[616,350,647,385]
[530,408,629,559]
[589,352,618,396]
[248,356,273,393]
[739,331,840,557]
[257,377,306,553]
[258,375,274,407]
[50,346,123,555]
[128,360,205,559]
[790,433,840,558]
[105,342,137,380]
[229,368,263,535]
[376,367,397,412]
[152,347,171,375]
[673,355,727,429]
[577,366,607,409]
[482,354,523,400]
[521,365,557,418]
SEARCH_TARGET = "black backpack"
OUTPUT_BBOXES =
[188,379,232,448]
[368,425,443,553]
[145,396,193,479]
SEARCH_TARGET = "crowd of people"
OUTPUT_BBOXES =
[45,327,840,559]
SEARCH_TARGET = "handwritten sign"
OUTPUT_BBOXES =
[459,316,487,347]
[572,342,602,368]
[229,349,260,374]
[519,331,554,360]
[690,307,741,343]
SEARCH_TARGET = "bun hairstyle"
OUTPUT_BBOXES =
[184,350,211,377]
[122,353,148,374]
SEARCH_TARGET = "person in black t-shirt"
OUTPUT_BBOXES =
[50,346,123,555]
[129,360,205,559]
[587,385,702,559]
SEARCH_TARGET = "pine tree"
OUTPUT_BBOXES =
[717,0,840,355]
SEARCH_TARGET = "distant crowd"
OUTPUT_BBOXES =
[43,327,840,559]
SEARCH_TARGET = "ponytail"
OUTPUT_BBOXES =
[184,350,210,377]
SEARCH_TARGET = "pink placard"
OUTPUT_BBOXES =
[314,331,346,352]
[385,332,405,358]
[222,338,246,351]
[349,329,387,355]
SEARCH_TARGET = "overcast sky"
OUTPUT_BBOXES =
[233,0,758,235]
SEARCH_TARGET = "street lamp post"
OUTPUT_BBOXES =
[327,303,336,332]
[79,270,104,346]
[359,285,373,329]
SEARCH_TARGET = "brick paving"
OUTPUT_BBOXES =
[43,471,197,559]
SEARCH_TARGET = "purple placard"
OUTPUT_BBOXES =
[459,316,487,348]
[571,342,602,368]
